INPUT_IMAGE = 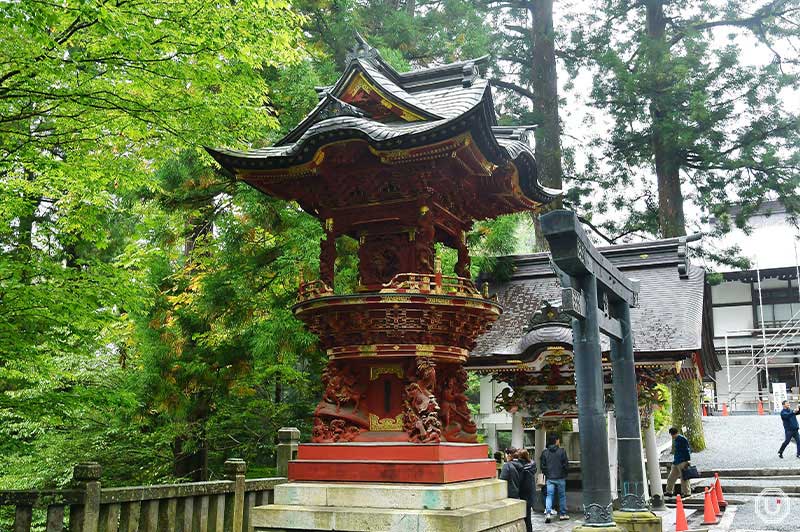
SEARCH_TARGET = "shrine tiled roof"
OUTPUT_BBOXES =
[205,36,559,207]
[472,237,719,372]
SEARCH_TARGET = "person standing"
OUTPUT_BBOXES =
[778,400,800,458]
[540,434,569,523]
[499,448,522,498]
[665,427,691,498]
[516,450,536,532]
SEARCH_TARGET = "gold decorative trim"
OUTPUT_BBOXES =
[341,72,426,122]
[370,365,404,381]
[370,133,471,165]
[369,413,404,431]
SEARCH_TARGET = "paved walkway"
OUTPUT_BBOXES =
[724,495,797,532]
[529,510,577,531]
[527,499,797,531]
[667,415,800,470]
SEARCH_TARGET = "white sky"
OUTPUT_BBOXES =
[710,210,800,271]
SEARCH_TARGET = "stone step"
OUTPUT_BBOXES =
[702,467,800,478]
[251,497,526,532]
[274,479,508,510]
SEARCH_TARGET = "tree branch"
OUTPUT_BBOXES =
[489,78,535,101]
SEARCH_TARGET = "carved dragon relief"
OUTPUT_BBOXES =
[403,357,442,443]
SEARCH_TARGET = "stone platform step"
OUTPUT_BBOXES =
[274,478,507,510]
[288,443,496,483]
[252,479,526,532]
[253,499,525,532]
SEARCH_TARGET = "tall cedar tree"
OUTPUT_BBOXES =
[575,1,799,247]
[483,0,566,247]
[139,152,328,480]
[574,0,800,448]
[483,0,566,189]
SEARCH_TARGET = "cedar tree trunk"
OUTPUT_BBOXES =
[646,0,704,450]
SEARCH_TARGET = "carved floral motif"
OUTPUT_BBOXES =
[369,413,404,431]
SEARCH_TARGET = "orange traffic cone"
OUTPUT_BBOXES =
[675,495,689,532]
[703,404,708,416]
[722,403,729,416]
[710,483,722,516]
[715,473,728,508]
[758,401,765,415]
[702,488,719,525]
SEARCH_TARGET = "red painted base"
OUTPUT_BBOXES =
[288,443,496,484]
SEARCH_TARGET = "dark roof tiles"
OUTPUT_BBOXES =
[473,240,709,360]
[206,37,560,206]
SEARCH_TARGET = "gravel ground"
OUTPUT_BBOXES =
[663,416,800,471]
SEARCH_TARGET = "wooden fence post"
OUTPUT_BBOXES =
[70,463,101,532]
[13,504,32,532]
[224,459,247,532]
[276,428,299,478]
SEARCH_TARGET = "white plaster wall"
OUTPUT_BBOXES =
[711,281,751,304]
[759,278,789,290]
[713,306,754,336]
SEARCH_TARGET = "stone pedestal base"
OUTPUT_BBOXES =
[288,443,496,483]
[252,478,526,532]
[612,510,662,532]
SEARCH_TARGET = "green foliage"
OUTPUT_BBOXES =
[653,384,672,433]
[466,372,481,416]
[469,214,527,280]
[0,0,308,488]
[4,0,797,499]
[297,0,492,69]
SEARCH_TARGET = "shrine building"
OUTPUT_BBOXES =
[467,235,718,507]
[206,35,561,531]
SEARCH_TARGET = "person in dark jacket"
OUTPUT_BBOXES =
[541,434,569,523]
[778,400,800,458]
[499,448,522,498]
[515,450,536,532]
[665,427,691,498]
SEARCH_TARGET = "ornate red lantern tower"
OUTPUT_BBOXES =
[208,36,557,484]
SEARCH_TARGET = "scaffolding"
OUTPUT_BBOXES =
[721,261,800,412]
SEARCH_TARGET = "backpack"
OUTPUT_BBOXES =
[518,461,536,500]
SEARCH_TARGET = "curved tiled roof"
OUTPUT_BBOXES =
[471,238,718,374]
[206,37,560,206]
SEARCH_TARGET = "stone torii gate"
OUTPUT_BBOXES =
[541,210,660,532]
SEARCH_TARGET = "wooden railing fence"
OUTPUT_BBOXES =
[1,428,302,532]
[1,459,283,532]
